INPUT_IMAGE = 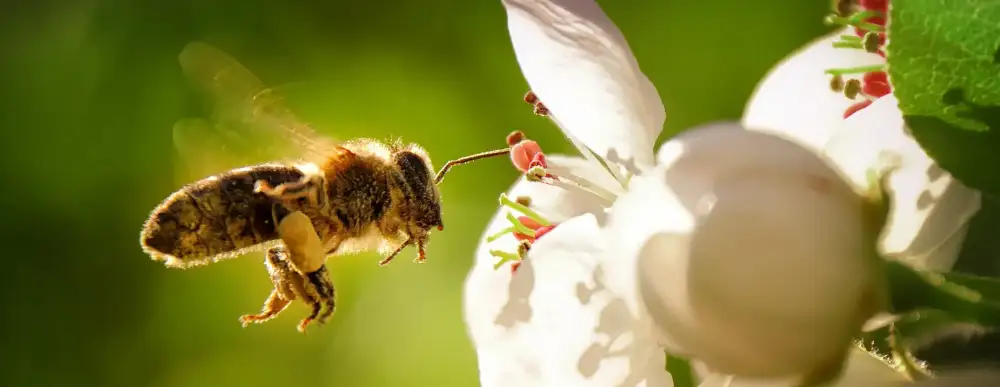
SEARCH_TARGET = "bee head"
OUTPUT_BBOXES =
[393,144,444,232]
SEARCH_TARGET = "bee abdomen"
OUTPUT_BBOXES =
[140,164,305,268]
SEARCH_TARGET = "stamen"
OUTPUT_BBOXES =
[499,193,552,226]
[486,226,516,242]
[824,11,885,32]
[490,249,521,270]
[844,79,862,99]
[505,212,537,236]
[862,32,882,53]
[521,94,628,189]
[545,169,618,203]
[830,75,845,92]
[833,0,854,16]
[517,240,531,256]
[506,130,526,146]
[522,91,550,116]
[515,195,532,207]
[523,91,539,105]
[833,40,863,49]
[824,64,886,76]
[839,35,863,43]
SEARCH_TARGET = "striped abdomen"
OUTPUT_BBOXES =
[140,164,305,268]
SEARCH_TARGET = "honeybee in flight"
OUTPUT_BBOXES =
[139,42,510,333]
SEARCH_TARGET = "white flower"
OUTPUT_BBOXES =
[464,2,905,386]
[741,28,982,272]
[463,1,670,385]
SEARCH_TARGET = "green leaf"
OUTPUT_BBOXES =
[943,270,1000,302]
[886,0,1000,198]
[886,260,1000,327]
[665,353,695,387]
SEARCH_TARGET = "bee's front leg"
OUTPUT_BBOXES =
[255,174,328,209]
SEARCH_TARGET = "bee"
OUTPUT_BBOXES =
[139,42,510,333]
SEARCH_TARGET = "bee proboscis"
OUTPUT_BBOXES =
[139,42,510,332]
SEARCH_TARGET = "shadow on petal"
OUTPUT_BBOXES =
[496,253,536,329]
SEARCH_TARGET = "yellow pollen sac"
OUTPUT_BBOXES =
[277,211,326,273]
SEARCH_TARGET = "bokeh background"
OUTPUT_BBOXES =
[0,0,849,386]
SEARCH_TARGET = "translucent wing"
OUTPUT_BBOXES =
[172,42,335,183]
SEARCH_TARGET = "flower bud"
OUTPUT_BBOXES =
[610,124,885,381]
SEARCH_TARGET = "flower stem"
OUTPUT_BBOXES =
[888,325,932,380]
[500,193,552,226]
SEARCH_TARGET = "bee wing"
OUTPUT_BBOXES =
[171,117,256,184]
[171,42,335,182]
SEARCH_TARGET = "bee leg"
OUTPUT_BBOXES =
[378,239,412,266]
[306,265,336,325]
[255,174,327,208]
[239,246,298,327]
[414,239,428,263]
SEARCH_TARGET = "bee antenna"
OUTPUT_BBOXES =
[434,147,512,185]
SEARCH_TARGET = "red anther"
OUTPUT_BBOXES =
[844,100,874,118]
[510,140,543,172]
[859,0,888,12]
[506,130,525,146]
[524,91,539,105]
[532,102,550,117]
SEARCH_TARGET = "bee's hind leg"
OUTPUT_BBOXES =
[269,207,337,332]
[239,246,299,327]
[306,265,336,325]
[291,262,335,332]
[238,245,335,333]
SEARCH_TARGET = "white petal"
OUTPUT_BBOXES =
[464,214,672,387]
[823,95,982,271]
[503,0,665,168]
[464,155,670,386]
[742,27,884,152]
[614,123,883,379]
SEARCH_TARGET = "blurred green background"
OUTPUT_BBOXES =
[0,0,836,386]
